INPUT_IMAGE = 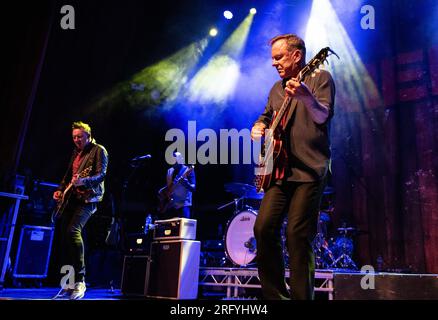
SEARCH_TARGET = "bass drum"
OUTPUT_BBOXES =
[224,210,258,266]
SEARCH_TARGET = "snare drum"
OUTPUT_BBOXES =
[224,209,258,266]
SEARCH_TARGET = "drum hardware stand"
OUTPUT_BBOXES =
[311,211,336,269]
[330,226,358,270]
[331,248,358,270]
[217,196,244,213]
[313,234,335,269]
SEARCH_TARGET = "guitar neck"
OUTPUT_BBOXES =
[269,96,291,133]
[269,67,309,131]
[176,167,193,182]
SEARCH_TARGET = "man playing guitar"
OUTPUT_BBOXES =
[158,152,196,219]
[251,34,336,300]
[52,121,108,299]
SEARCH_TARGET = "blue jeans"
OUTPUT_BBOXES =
[164,206,191,219]
[60,197,96,283]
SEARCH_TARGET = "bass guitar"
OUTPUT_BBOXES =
[158,165,194,214]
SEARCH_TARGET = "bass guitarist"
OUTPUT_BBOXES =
[52,121,109,299]
[250,34,335,300]
[158,151,195,219]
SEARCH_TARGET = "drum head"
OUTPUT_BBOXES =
[225,210,258,266]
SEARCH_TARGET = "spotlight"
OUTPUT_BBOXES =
[209,28,218,37]
[223,10,233,20]
[250,8,257,15]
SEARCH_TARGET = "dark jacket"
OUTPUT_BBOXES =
[166,165,196,208]
[58,141,109,203]
[255,69,335,181]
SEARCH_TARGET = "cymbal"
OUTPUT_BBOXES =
[224,182,264,200]
[246,190,264,200]
[323,186,335,195]
[337,227,356,231]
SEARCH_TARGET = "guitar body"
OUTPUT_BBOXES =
[157,186,172,214]
[254,121,284,193]
[51,184,73,221]
[51,166,92,222]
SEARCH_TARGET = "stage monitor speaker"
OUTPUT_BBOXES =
[121,255,150,296]
[147,240,200,299]
[333,272,438,299]
[12,225,54,278]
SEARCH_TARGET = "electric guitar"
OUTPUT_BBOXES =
[51,166,92,222]
[158,165,194,214]
[254,47,339,193]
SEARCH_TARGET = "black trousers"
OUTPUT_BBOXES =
[254,178,326,300]
[59,198,96,283]
[164,206,191,219]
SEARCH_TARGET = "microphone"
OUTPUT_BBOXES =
[131,154,152,161]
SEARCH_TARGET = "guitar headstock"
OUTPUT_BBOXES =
[298,47,339,81]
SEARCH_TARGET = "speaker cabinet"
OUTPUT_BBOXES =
[333,272,438,299]
[12,225,54,278]
[121,255,150,296]
[147,240,200,299]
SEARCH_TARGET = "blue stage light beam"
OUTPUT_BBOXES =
[304,0,382,113]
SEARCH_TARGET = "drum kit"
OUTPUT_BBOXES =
[218,182,360,270]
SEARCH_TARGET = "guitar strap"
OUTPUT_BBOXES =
[283,99,298,126]
[76,144,97,174]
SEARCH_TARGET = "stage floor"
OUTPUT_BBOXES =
[0,288,124,300]
[1,268,437,300]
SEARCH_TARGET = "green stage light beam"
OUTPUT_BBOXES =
[186,14,254,109]
[89,38,209,114]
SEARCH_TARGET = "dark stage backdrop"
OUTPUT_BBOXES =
[1,0,437,276]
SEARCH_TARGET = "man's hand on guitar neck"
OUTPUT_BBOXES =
[251,122,266,141]
[285,78,312,101]
[72,174,85,187]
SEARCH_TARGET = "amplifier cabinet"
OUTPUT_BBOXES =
[153,218,196,240]
[147,240,200,299]
[120,255,150,296]
[12,225,54,278]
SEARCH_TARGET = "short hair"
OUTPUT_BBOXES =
[72,121,92,137]
[269,34,306,60]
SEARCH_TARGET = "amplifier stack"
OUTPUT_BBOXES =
[121,217,200,299]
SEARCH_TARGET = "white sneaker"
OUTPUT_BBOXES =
[70,281,86,300]
[52,287,72,299]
